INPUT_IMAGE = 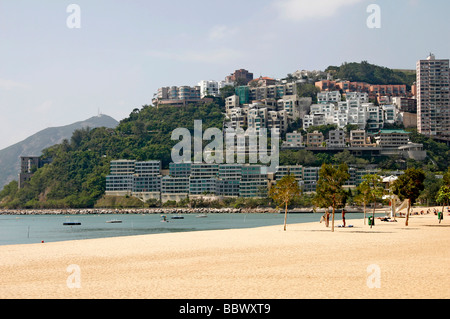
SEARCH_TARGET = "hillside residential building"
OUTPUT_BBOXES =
[302,167,320,192]
[226,69,254,85]
[345,92,369,103]
[240,165,268,198]
[304,100,370,130]
[350,130,368,147]
[152,85,205,106]
[106,160,162,196]
[104,159,409,199]
[375,130,411,148]
[277,95,312,120]
[249,76,277,87]
[317,91,341,103]
[366,104,385,131]
[225,94,240,112]
[315,80,408,100]
[327,130,346,148]
[392,97,417,114]
[198,80,234,98]
[306,131,324,147]
[18,156,44,189]
[283,131,304,148]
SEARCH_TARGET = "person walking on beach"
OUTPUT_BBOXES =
[438,210,444,224]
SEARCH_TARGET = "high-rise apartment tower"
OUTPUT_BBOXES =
[416,54,450,137]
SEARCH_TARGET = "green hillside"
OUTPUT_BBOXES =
[326,61,416,87]
[0,115,118,191]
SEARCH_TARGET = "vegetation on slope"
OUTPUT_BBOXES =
[326,61,416,87]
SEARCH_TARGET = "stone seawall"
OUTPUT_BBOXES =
[0,207,281,215]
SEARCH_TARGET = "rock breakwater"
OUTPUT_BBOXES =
[0,207,280,216]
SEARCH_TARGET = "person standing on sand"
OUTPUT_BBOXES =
[342,209,346,227]
[438,210,443,224]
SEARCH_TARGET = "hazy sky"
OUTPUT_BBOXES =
[0,0,449,150]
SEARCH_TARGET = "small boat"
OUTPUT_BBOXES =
[63,222,81,226]
[171,215,184,220]
[106,219,122,224]
[196,214,208,218]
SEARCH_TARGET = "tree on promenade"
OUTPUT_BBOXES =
[313,163,350,232]
[269,174,301,231]
[392,168,425,226]
[363,174,384,228]
[355,174,384,226]
[436,168,450,216]
[355,179,370,225]
[443,168,450,185]
[436,186,450,222]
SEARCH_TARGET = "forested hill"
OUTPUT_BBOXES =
[0,114,118,190]
[326,61,416,87]
[0,103,224,208]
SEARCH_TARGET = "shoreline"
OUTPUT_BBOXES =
[0,206,388,216]
[0,210,448,299]
[0,207,276,215]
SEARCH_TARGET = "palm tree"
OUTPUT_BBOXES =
[269,174,301,231]
[392,168,425,226]
[314,163,350,232]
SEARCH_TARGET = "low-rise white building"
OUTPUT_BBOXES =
[345,92,369,103]
[317,91,341,103]
[198,80,234,98]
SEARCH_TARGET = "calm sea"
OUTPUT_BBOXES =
[0,212,372,246]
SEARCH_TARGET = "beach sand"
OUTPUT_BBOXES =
[0,209,449,299]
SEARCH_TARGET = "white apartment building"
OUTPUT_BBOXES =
[225,94,240,112]
[317,91,341,103]
[304,99,370,130]
[247,107,267,132]
[340,100,368,129]
[303,103,336,130]
[303,113,326,130]
[366,103,384,131]
[382,105,397,124]
[198,80,234,98]
[345,92,369,103]
[277,95,312,120]
[267,110,288,133]
[226,107,247,130]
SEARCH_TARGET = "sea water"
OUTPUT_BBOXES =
[0,212,373,246]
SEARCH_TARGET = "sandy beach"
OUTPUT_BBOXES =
[0,209,449,299]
